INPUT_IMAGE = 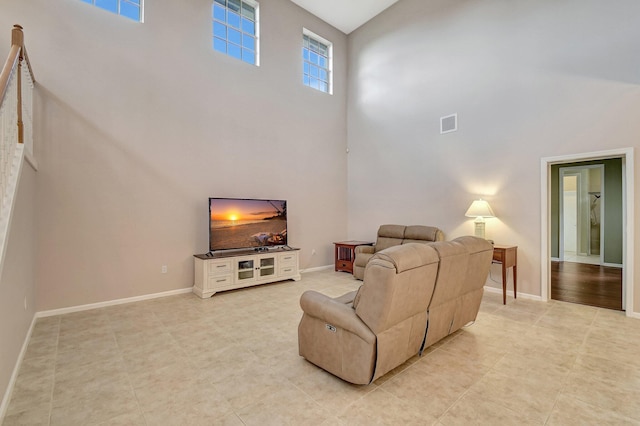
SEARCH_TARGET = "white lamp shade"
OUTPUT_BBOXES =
[465,199,495,218]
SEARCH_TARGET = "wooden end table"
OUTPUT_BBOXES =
[334,241,373,273]
[492,244,517,304]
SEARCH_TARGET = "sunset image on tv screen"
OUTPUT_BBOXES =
[209,199,287,250]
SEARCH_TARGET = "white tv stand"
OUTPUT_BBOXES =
[193,247,301,298]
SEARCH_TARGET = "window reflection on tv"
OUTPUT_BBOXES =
[209,198,287,251]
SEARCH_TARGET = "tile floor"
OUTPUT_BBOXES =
[3,269,640,425]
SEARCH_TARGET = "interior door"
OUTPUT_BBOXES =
[562,175,578,257]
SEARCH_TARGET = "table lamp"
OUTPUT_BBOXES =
[465,199,495,239]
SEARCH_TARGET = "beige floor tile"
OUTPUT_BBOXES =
[212,362,297,411]
[4,270,640,426]
[190,342,263,384]
[547,394,639,425]
[21,335,58,361]
[562,371,640,421]
[592,308,640,332]
[96,410,147,426]
[56,328,118,356]
[136,380,233,425]
[5,388,51,420]
[50,377,139,425]
[491,348,575,384]
[435,331,508,370]
[571,352,640,388]
[108,313,164,336]
[468,369,563,422]
[236,385,333,426]
[439,390,542,426]
[476,292,504,314]
[288,365,375,414]
[52,369,133,409]
[380,363,469,418]
[1,405,50,426]
[115,328,182,354]
[264,348,324,381]
[372,354,420,386]
[54,348,125,381]
[337,387,438,425]
[127,356,202,391]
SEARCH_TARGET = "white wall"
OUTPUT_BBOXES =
[0,0,348,311]
[0,162,37,415]
[347,0,640,311]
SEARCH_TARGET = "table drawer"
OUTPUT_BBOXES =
[208,260,232,275]
[207,274,232,289]
[279,253,297,266]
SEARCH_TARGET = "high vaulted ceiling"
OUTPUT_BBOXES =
[290,0,399,34]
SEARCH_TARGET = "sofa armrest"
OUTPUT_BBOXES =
[300,291,375,343]
[355,245,375,255]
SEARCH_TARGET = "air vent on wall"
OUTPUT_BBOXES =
[440,113,458,134]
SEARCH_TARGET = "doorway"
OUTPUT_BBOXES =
[541,148,634,315]
[554,162,620,309]
[559,165,604,266]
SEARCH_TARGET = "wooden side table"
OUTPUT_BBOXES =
[492,245,517,304]
[334,241,373,273]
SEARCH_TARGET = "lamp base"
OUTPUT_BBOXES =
[474,219,486,239]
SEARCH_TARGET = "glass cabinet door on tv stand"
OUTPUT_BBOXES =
[259,257,275,278]
[235,256,276,283]
[237,258,255,282]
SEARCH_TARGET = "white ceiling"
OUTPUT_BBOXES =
[290,0,399,34]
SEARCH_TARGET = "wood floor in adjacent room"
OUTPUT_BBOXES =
[551,261,623,311]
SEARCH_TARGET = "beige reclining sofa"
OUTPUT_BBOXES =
[353,224,444,280]
[298,236,493,385]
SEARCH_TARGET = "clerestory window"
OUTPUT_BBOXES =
[302,29,332,94]
[80,0,143,22]
[212,0,259,66]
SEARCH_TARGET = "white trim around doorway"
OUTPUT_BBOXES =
[540,148,635,317]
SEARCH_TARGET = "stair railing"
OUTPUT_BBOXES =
[0,24,35,207]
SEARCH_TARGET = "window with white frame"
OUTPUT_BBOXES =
[80,0,143,22]
[303,29,332,94]
[212,0,259,65]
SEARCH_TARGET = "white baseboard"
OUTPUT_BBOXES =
[300,265,333,274]
[626,310,640,319]
[35,265,352,319]
[0,314,37,423]
[36,287,193,318]
[483,285,542,301]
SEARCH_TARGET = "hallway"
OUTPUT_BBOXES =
[551,261,622,311]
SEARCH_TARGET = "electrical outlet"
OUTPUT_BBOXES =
[311,249,316,255]
[23,296,27,311]
[161,265,167,274]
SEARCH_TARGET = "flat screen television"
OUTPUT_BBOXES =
[209,198,287,252]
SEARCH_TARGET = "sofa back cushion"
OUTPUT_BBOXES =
[403,225,444,244]
[428,240,470,305]
[375,224,406,251]
[356,243,439,334]
[451,236,494,330]
[456,236,493,291]
[356,243,440,380]
[422,240,469,346]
